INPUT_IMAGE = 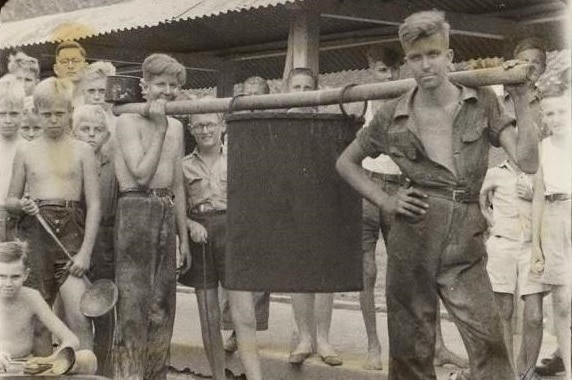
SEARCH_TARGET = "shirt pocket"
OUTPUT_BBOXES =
[461,120,487,143]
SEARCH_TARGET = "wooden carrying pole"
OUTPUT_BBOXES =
[112,64,531,117]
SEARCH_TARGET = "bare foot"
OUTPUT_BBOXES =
[289,341,313,364]
[363,347,383,370]
[317,342,343,366]
[434,347,469,368]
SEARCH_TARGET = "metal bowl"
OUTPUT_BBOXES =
[105,75,144,104]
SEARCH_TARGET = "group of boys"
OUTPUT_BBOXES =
[0,8,570,380]
[479,38,572,380]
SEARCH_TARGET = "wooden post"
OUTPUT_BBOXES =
[216,60,236,98]
[282,7,320,91]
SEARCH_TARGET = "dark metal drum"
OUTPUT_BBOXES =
[225,112,363,293]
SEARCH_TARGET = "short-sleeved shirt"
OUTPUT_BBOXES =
[480,161,533,241]
[542,136,572,195]
[357,85,514,198]
[182,146,227,213]
[361,99,401,175]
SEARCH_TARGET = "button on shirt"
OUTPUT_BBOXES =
[357,85,514,198]
[481,161,533,241]
[182,147,227,213]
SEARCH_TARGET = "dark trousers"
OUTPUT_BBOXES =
[386,197,513,380]
[89,224,115,378]
[113,195,176,380]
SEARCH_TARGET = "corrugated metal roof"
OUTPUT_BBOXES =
[0,0,302,49]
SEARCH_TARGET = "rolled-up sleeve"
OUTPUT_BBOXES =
[356,105,390,157]
[487,90,515,147]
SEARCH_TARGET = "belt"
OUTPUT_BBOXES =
[119,188,174,198]
[36,199,83,208]
[365,170,408,185]
[415,186,479,203]
[190,204,226,216]
[545,193,572,202]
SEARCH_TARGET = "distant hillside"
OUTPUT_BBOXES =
[0,0,129,22]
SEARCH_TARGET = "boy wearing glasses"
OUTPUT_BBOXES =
[113,53,190,380]
[53,41,88,84]
[179,109,230,380]
[5,77,101,353]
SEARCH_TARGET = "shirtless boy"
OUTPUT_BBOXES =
[0,240,79,373]
[113,53,190,380]
[5,77,101,352]
[336,10,538,380]
[73,104,115,376]
[0,74,25,242]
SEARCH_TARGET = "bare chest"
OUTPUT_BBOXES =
[26,145,82,183]
[0,302,34,347]
[413,105,457,173]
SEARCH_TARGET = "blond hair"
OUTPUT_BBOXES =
[142,53,186,85]
[0,74,26,108]
[72,104,108,131]
[33,77,73,111]
[7,51,40,78]
[398,10,450,48]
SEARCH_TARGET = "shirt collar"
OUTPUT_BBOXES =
[393,84,478,120]
[190,143,226,158]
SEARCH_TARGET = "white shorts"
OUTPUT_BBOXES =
[539,200,572,286]
[486,235,548,297]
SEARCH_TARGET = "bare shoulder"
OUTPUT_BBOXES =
[73,139,96,157]
[20,287,45,309]
[116,113,146,133]
[166,116,184,140]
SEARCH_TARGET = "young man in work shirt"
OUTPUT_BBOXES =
[336,10,538,380]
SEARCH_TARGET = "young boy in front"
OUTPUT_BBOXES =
[0,240,82,373]
[0,74,26,243]
[113,53,191,380]
[480,157,547,376]
[5,77,101,352]
[72,104,116,377]
[530,88,572,380]
[336,10,538,380]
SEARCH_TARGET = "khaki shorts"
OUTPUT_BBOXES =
[486,235,548,297]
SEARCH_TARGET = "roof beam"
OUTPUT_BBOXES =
[319,0,516,40]
[482,2,565,20]
[78,43,222,72]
